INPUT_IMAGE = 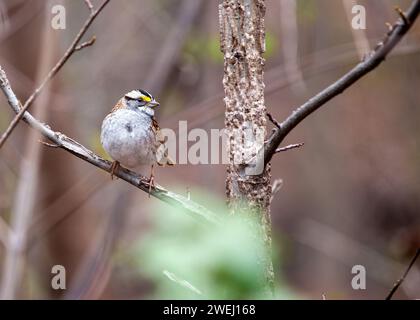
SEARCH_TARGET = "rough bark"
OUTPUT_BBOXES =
[219,0,274,292]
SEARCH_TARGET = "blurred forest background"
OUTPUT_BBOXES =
[0,0,419,299]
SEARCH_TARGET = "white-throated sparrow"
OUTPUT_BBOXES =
[101,89,174,193]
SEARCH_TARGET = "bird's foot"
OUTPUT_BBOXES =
[110,161,120,180]
[148,164,155,198]
[148,176,155,198]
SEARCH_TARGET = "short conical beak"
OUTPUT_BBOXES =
[147,99,160,107]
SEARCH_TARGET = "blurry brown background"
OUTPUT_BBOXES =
[0,0,419,299]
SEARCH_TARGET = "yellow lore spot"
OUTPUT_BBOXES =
[142,95,152,102]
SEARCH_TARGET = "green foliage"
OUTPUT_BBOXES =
[184,33,223,64]
[265,31,278,58]
[127,191,295,299]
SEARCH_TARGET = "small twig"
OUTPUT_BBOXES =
[385,22,394,32]
[395,6,410,25]
[163,270,202,296]
[75,36,96,51]
[270,178,283,203]
[266,112,281,129]
[84,0,94,13]
[0,0,110,150]
[275,143,304,153]
[271,179,283,194]
[38,140,60,148]
[386,249,420,300]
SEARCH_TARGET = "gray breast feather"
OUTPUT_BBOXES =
[101,109,156,168]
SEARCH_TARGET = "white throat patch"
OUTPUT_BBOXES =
[139,106,154,117]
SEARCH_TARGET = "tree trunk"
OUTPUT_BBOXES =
[219,0,274,293]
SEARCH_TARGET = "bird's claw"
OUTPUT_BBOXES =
[110,161,120,180]
[148,164,155,198]
[148,175,155,198]
[395,6,409,25]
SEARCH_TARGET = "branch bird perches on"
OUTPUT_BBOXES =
[0,67,221,225]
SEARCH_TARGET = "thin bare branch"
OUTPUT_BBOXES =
[0,0,110,150]
[395,6,409,25]
[75,35,96,51]
[264,0,420,165]
[270,178,283,203]
[84,0,94,13]
[275,143,304,153]
[0,67,221,226]
[163,270,202,296]
[38,140,60,148]
[266,112,281,129]
[386,249,420,300]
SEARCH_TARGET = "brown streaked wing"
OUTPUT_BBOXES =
[111,99,126,113]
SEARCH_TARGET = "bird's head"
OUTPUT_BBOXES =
[123,89,159,117]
